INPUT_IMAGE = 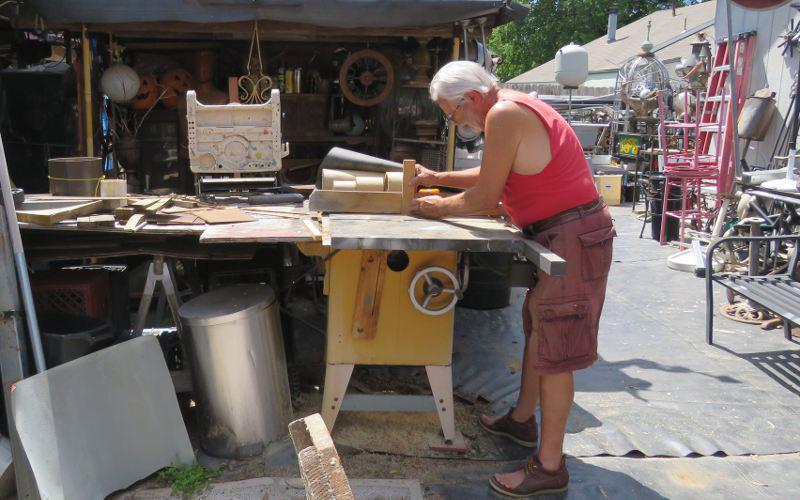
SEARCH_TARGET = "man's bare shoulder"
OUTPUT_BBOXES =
[487,99,539,128]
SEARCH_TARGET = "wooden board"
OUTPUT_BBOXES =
[124,213,147,232]
[308,190,401,214]
[16,200,106,226]
[351,250,388,340]
[288,414,354,500]
[130,198,160,211]
[77,214,115,228]
[199,219,317,243]
[114,206,136,222]
[144,197,172,214]
[401,159,415,214]
[189,208,255,224]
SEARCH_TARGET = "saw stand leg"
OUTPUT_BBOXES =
[321,362,466,452]
[426,365,466,451]
[134,256,182,336]
[321,363,354,431]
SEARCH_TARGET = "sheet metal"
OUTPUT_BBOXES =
[28,1,527,29]
[452,206,800,458]
[12,336,194,499]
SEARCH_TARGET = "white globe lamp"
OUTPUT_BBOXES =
[100,64,141,103]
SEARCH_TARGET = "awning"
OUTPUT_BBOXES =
[28,0,528,30]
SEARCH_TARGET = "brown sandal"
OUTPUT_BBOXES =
[489,455,569,497]
[479,407,538,448]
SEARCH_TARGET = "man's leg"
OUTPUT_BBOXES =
[492,370,573,489]
[480,332,540,425]
[537,372,573,470]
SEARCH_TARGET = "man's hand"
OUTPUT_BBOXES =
[412,163,438,189]
[410,195,447,219]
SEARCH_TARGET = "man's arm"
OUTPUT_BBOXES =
[413,165,481,190]
[428,101,525,216]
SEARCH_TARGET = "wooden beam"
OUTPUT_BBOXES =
[77,214,115,228]
[445,37,460,172]
[288,414,354,500]
[351,250,388,340]
[16,200,105,226]
[114,206,136,222]
[81,24,93,156]
[144,197,173,215]
[521,239,566,277]
[124,213,147,232]
[401,159,415,214]
[308,191,401,214]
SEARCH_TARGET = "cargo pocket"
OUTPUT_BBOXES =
[536,299,594,364]
[578,225,616,281]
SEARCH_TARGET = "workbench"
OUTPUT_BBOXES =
[18,197,565,450]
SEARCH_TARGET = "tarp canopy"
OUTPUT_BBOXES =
[28,0,527,30]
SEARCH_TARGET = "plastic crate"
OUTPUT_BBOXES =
[31,270,111,319]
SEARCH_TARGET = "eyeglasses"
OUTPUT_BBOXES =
[445,100,464,123]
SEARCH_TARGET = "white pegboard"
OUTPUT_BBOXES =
[186,89,289,174]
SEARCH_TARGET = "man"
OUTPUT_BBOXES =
[410,61,615,497]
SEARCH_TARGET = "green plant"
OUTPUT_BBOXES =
[158,460,222,498]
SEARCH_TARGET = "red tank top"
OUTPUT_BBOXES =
[499,93,598,228]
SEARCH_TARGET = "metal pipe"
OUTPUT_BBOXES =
[82,24,94,156]
[725,1,742,181]
[0,133,46,373]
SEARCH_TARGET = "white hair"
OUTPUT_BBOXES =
[429,61,498,103]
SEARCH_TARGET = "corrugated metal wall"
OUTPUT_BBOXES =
[716,1,800,168]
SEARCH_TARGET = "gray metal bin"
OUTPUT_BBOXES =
[179,284,291,458]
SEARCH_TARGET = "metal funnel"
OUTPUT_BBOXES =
[320,147,403,173]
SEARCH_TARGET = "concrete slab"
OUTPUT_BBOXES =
[116,477,424,499]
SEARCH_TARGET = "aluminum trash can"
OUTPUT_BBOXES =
[179,284,292,458]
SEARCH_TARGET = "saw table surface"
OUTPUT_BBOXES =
[327,213,524,252]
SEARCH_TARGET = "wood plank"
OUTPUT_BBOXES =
[308,190,401,214]
[124,213,147,232]
[288,414,354,500]
[144,197,173,214]
[401,159,415,214]
[321,216,332,246]
[171,198,200,209]
[114,206,136,222]
[16,200,105,226]
[199,219,315,243]
[189,208,255,224]
[351,250,388,340]
[302,218,322,240]
[76,214,115,228]
[128,198,160,212]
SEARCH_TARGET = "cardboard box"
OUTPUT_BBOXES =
[594,174,623,205]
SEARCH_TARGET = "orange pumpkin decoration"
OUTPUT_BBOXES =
[158,68,193,109]
[160,68,193,93]
[130,74,158,110]
[160,85,178,109]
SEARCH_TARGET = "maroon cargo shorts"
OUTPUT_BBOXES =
[522,203,615,374]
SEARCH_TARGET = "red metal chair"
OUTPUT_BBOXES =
[656,90,721,245]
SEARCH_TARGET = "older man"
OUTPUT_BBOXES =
[411,61,615,497]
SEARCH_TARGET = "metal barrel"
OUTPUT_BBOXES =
[179,284,292,458]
